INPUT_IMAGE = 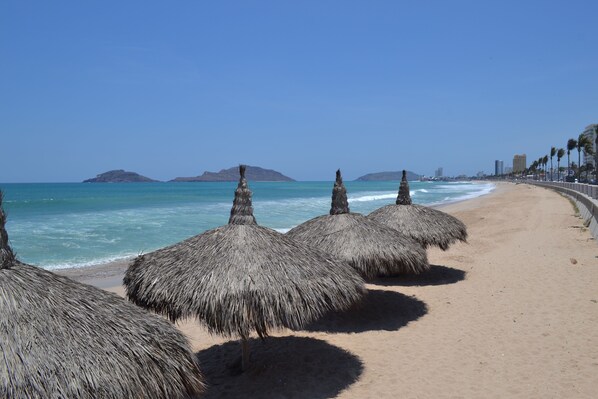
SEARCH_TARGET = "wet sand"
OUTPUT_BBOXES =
[58,183,598,398]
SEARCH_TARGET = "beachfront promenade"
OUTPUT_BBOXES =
[526,181,598,240]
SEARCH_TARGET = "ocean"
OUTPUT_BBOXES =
[1,181,494,270]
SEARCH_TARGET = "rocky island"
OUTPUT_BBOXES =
[83,170,159,183]
[171,165,295,182]
[355,170,420,181]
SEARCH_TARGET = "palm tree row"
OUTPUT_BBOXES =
[528,129,596,182]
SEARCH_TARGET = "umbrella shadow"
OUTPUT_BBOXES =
[372,265,466,287]
[196,336,363,399]
[302,289,427,333]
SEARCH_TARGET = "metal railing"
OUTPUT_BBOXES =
[528,181,598,200]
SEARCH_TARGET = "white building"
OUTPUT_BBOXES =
[581,124,597,168]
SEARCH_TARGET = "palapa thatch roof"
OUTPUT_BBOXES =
[368,170,468,250]
[0,192,204,398]
[287,170,429,278]
[124,165,365,340]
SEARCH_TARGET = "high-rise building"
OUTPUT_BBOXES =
[435,167,443,178]
[494,160,504,176]
[513,154,527,173]
[581,124,598,168]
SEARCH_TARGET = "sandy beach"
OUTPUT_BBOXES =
[58,183,598,398]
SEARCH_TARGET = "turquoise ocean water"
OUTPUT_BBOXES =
[1,181,494,270]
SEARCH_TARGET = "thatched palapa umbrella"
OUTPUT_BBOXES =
[124,165,365,370]
[0,191,204,398]
[287,170,429,278]
[368,170,468,250]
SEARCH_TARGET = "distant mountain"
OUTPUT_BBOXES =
[171,166,295,182]
[83,170,159,183]
[355,170,420,181]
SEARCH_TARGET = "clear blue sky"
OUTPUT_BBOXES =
[1,1,597,182]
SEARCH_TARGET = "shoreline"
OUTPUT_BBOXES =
[56,183,499,287]
[57,258,131,289]
[57,181,598,397]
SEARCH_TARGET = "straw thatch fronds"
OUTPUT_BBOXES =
[0,191,204,398]
[229,164,257,225]
[0,192,15,269]
[124,165,365,340]
[395,169,412,205]
[287,170,429,278]
[368,170,468,250]
[330,169,350,215]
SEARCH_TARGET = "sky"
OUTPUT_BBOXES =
[1,1,597,182]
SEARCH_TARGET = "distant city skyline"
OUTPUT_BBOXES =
[1,1,597,182]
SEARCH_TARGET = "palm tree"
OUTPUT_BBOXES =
[530,160,538,179]
[567,138,577,180]
[579,164,586,182]
[559,166,566,178]
[584,138,595,157]
[585,163,594,181]
[543,155,549,181]
[556,148,565,182]
[577,134,591,180]
[583,139,595,182]
[550,147,556,181]
[537,157,543,180]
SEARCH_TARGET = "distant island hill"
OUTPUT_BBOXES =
[83,170,159,183]
[355,170,420,181]
[84,168,421,183]
[171,166,295,182]
[83,166,295,183]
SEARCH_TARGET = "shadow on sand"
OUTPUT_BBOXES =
[196,336,363,399]
[301,289,427,333]
[373,265,466,287]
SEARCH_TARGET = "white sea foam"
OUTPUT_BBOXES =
[429,183,495,206]
[348,193,396,202]
[44,253,138,271]
[407,188,430,197]
[257,196,329,208]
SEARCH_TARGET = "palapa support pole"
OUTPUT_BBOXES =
[229,165,257,225]
[330,169,350,215]
[229,165,254,371]
[241,337,250,371]
[0,191,15,270]
[396,170,412,206]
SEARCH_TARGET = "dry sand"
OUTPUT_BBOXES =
[59,183,598,398]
